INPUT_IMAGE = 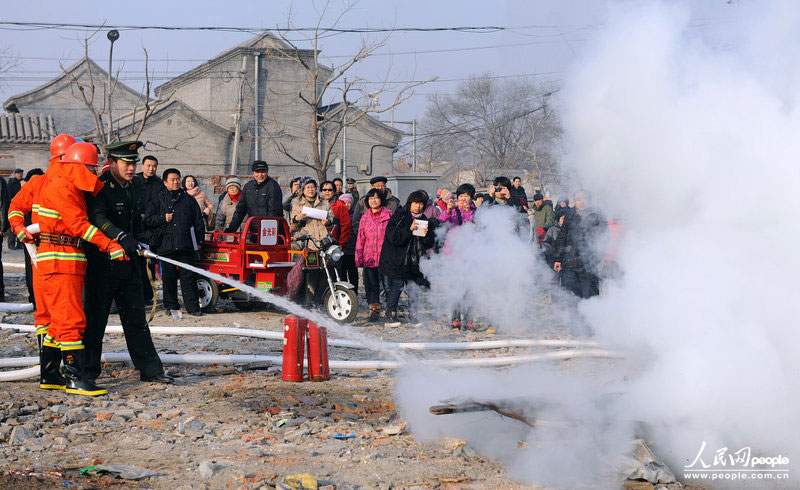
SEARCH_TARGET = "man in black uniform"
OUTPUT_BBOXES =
[224,160,283,233]
[84,141,172,384]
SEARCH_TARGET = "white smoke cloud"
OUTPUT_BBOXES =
[396,1,800,488]
[418,206,557,332]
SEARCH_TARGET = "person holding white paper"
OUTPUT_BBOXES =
[289,177,333,251]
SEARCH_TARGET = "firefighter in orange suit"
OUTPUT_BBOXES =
[7,133,75,390]
[37,141,126,396]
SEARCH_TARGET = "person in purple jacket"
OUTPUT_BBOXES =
[355,188,392,322]
[438,183,477,227]
[438,183,480,330]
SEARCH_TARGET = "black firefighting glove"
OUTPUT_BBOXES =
[117,232,142,259]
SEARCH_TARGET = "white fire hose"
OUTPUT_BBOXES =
[0,323,598,351]
[0,303,34,313]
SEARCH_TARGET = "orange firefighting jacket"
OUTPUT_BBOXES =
[7,172,49,240]
[37,163,118,274]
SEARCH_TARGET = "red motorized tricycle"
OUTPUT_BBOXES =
[196,216,358,322]
[196,216,294,311]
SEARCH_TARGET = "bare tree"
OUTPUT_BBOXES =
[60,32,173,144]
[420,74,561,188]
[0,45,21,92]
[265,0,432,182]
[125,47,174,142]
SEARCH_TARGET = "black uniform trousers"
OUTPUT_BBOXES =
[161,250,200,313]
[84,254,164,380]
[139,258,156,303]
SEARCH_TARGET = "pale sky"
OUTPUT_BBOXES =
[0,0,743,124]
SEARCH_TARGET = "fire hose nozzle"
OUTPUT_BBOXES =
[137,246,157,260]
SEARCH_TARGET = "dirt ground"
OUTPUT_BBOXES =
[0,248,695,489]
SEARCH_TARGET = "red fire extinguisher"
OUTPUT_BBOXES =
[306,320,330,382]
[282,315,307,382]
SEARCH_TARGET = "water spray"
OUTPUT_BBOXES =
[138,248,411,363]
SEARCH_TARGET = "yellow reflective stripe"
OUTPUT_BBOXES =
[8,211,24,219]
[37,251,87,262]
[82,225,99,241]
[32,204,40,213]
[59,341,83,351]
[43,340,59,348]
[16,230,26,241]
[109,249,124,260]
[35,325,49,335]
[37,207,61,219]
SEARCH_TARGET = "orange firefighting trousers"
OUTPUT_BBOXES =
[39,272,85,347]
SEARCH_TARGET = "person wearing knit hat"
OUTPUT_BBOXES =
[528,191,554,242]
[339,193,354,205]
[215,176,244,231]
[435,188,452,212]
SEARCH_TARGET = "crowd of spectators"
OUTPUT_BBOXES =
[12,153,610,326]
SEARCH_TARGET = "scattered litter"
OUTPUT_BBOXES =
[330,433,356,440]
[80,463,160,480]
[439,475,470,483]
[276,418,289,427]
[381,423,405,436]
[278,472,318,490]
[199,460,223,480]
[624,439,677,484]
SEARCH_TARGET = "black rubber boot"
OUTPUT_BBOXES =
[62,349,108,396]
[39,335,66,390]
[367,303,382,322]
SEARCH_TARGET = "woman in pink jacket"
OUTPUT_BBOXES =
[356,188,392,322]
[438,183,481,330]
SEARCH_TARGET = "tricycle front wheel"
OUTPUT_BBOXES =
[323,286,358,323]
[196,277,219,311]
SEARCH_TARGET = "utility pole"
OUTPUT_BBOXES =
[253,51,261,161]
[342,104,347,182]
[412,119,417,172]
[392,120,419,172]
[106,30,119,144]
[230,56,247,175]
[342,78,348,182]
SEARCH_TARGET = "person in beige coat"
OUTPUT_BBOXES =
[289,177,333,250]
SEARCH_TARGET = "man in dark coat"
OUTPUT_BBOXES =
[552,190,608,299]
[379,190,439,323]
[511,176,528,209]
[224,160,283,233]
[133,155,162,304]
[85,141,171,384]
[144,168,206,317]
[6,169,23,250]
[489,176,526,213]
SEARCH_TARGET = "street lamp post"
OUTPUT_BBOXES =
[106,29,119,144]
